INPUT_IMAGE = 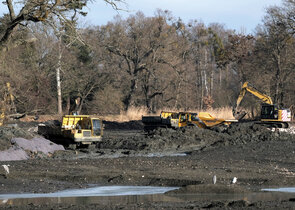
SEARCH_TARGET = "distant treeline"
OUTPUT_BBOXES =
[0,1,294,117]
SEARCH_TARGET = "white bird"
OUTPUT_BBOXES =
[213,175,217,184]
[2,165,10,175]
[231,177,237,184]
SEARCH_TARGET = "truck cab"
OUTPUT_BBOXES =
[62,115,103,146]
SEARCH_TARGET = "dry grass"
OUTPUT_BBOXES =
[21,106,236,123]
[101,106,149,122]
[101,106,235,122]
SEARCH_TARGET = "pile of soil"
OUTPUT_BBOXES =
[0,125,35,151]
[0,123,64,161]
[100,122,294,153]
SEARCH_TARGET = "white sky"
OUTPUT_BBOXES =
[0,0,281,34]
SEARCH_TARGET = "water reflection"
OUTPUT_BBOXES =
[262,187,295,193]
[0,186,179,199]
[1,186,295,207]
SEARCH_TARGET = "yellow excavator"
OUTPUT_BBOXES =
[233,82,291,128]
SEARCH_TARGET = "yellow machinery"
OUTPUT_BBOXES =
[142,111,236,131]
[161,111,188,128]
[38,115,103,149]
[61,115,103,144]
[0,102,4,126]
[142,111,188,131]
[0,82,17,126]
[188,112,234,128]
[233,82,291,128]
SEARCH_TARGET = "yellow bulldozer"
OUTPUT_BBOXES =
[233,82,291,128]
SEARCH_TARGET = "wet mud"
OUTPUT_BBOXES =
[0,121,295,209]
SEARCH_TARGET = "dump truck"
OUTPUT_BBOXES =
[142,111,236,132]
[142,111,187,131]
[38,115,103,149]
[233,82,291,128]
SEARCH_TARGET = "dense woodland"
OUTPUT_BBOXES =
[0,0,294,118]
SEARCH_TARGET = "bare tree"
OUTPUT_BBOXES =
[0,1,125,50]
[257,3,294,105]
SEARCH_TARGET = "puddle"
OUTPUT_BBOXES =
[2,186,295,207]
[0,186,179,200]
[262,187,295,193]
[144,153,187,157]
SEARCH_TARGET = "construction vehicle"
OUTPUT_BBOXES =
[188,112,235,129]
[142,111,187,131]
[142,111,236,131]
[38,115,103,149]
[233,82,291,128]
[0,82,23,126]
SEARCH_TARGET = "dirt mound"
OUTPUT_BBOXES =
[0,125,35,151]
[222,122,292,144]
[11,137,65,154]
[101,122,294,153]
[0,137,65,161]
[0,147,29,161]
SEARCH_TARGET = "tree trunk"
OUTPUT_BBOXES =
[123,78,136,110]
[204,49,209,96]
[56,37,63,115]
[200,70,204,110]
[66,96,70,114]
[174,79,182,110]
[219,68,222,87]
[77,97,84,114]
[274,53,281,105]
[210,66,214,96]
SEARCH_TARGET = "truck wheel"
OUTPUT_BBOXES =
[96,142,101,149]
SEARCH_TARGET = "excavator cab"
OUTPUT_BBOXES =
[261,104,278,120]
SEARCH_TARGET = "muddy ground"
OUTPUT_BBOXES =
[0,120,295,209]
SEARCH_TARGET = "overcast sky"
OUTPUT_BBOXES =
[0,0,282,34]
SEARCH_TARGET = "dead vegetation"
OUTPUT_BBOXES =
[98,106,236,122]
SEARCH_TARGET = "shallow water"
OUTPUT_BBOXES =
[1,186,295,206]
[0,186,179,199]
[262,187,295,193]
[144,152,187,157]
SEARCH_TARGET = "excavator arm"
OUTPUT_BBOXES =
[233,82,273,119]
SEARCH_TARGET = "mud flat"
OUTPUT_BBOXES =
[0,121,295,209]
